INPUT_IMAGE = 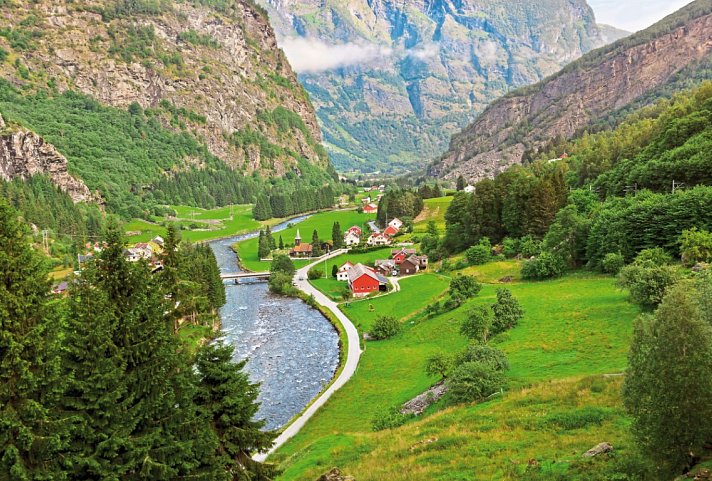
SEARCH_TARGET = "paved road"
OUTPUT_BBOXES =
[254,249,362,462]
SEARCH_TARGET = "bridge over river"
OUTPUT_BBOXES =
[220,271,270,281]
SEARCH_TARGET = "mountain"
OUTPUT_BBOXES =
[259,0,627,173]
[432,0,712,182]
[0,0,335,216]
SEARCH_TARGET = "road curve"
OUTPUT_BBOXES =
[254,249,362,462]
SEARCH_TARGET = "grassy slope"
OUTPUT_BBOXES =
[273,263,639,481]
[413,196,453,234]
[235,209,375,271]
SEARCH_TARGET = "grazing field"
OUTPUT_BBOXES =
[272,265,639,481]
[235,209,375,271]
[413,196,453,234]
[124,204,268,243]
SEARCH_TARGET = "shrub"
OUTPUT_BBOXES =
[454,345,509,372]
[491,288,524,334]
[371,406,411,431]
[465,245,491,265]
[519,235,542,258]
[370,315,401,340]
[268,272,293,295]
[307,268,323,280]
[460,306,492,343]
[502,237,519,258]
[270,254,295,275]
[449,275,481,301]
[601,252,625,274]
[679,228,712,266]
[447,362,507,404]
[634,247,673,266]
[425,352,453,379]
[617,263,682,308]
[521,252,565,280]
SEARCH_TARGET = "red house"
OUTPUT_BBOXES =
[363,203,378,214]
[347,263,388,297]
[391,248,417,265]
[383,225,399,237]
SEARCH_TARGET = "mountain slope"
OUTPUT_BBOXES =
[260,0,620,173]
[432,0,712,182]
[0,0,334,214]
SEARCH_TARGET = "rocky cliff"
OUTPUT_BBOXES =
[0,0,329,180]
[432,0,712,182]
[0,114,95,203]
[259,0,626,172]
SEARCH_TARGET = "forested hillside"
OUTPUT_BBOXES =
[433,0,712,182]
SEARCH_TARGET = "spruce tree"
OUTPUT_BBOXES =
[456,175,466,191]
[265,226,276,251]
[623,282,712,476]
[332,222,342,249]
[258,231,271,259]
[195,343,277,480]
[0,201,65,480]
[278,235,284,250]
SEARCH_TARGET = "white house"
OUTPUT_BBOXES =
[464,185,476,194]
[367,232,392,246]
[388,218,403,231]
[336,261,354,281]
[344,230,360,246]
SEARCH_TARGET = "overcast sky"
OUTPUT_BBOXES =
[588,0,694,31]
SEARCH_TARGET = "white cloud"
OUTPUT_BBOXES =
[279,37,393,73]
[588,0,694,32]
[406,43,439,61]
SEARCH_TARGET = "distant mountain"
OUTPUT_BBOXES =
[432,0,712,182]
[260,0,624,173]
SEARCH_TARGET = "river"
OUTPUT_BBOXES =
[209,217,340,430]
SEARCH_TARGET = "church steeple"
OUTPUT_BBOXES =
[295,229,301,246]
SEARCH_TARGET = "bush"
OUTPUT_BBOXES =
[680,228,712,266]
[617,263,682,308]
[460,306,492,343]
[425,352,453,379]
[519,235,542,258]
[454,345,509,372]
[491,288,524,334]
[521,252,565,280]
[601,252,625,274]
[268,272,294,295]
[449,275,481,301]
[634,247,673,266]
[502,237,519,258]
[371,406,412,431]
[271,254,295,275]
[307,268,323,280]
[465,245,491,265]
[447,362,507,404]
[369,315,401,340]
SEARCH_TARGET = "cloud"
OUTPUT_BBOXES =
[588,0,693,31]
[279,37,393,73]
[406,43,439,61]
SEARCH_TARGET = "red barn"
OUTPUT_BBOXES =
[348,263,388,297]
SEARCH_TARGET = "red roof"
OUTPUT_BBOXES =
[383,225,398,237]
[291,243,313,253]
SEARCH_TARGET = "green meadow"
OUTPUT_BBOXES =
[273,262,639,481]
[413,196,453,234]
[234,209,375,271]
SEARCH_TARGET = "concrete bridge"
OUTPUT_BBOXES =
[220,272,270,282]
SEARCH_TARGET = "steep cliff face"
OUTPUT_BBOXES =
[433,0,712,182]
[260,0,624,172]
[0,115,95,203]
[0,0,328,179]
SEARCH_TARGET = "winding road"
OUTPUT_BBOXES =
[254,249,362,462]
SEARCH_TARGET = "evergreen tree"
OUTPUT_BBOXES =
[456,175,466,191]
[311,229,322,257]
[623,282,712,476]
[278,235,284,250]
[195,343,277,480]
[258,231,271,259]
[331,222,342,249]
[0,201,65,480]
[265,226,276,251]
[253,196,272,221]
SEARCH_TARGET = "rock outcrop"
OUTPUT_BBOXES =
[0,0,328,177]
[583,442,613,458]
[432,0,712,182]
[316,468,355,481]
[260,0,625,172]
[0,114,95,203]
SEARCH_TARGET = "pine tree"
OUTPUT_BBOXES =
[258,231,271,259]
[278,235,284,250]
[456,175,466,191]
[311,229,322,257]
[0,200,66,480]
[332,222,342,249]
[195,343,277,480]
[265,226,276,250]
[623,282,712,476]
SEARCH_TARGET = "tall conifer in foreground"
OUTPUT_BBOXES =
[0,200,65,480]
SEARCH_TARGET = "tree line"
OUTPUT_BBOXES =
[0,199,276,480]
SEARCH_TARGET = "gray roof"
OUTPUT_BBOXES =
[348,263,388,284]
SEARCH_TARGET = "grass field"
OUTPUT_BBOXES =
[413,196,453,234]
[235,209,375,271]
[272,264,639,481]
[124,204,267,243]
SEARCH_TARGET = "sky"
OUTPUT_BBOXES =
[587,0,694,31]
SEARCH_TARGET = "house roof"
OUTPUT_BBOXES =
[375,259,396,268]
[348,263,388,285]
[383,226,399,236]
[392,248,416,256]
[339,261,354,271]
[291,243,312,253]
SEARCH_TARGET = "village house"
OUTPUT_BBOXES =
[51,281,69,296]
[388,218,404,231]
[363,203,378,214]
[383,225,399,237]
[367,232,392,246]
[289,230,313,258]
[336,261,354,281]
[392,248,417,265]
[344,230,361,247]
[400,256,420,276]
[374,259,396,277]
[151,236,165,248]
[347,263,388,297]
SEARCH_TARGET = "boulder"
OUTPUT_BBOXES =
[317,468,355,481]
[499,276,514,283]
[583,442,613,457]
[692,263,710,273]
